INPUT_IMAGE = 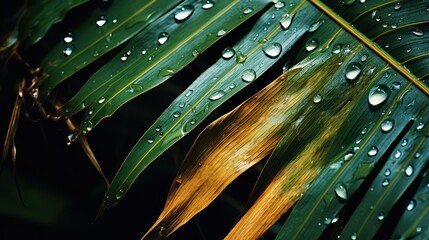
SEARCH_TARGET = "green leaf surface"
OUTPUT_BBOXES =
[392,167,429,240]
[39,0,182,97]
[19,0,89,44]
[98,1,322,212]
[63,0,272,136]
[340,111,429,239]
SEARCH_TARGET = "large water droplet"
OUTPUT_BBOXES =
[407,199,416,211]
[305,38,319,52]
[263,42,282,58]
[157,32,169,45]
[209,90,225,101]
[63,32,73,43]
[241,69,256,82]
[404,165,414,176]
[173,111,181,118]
[63,44,74,56]
[313,94,322,104]
[120,55,127,62]
[98,96,106,104]
[115,189,124,200]
[96,15,107,27]
[222,47,235,59]
[411,28,425,37]
[368,146,378,156]
[243,7,253,14]
[378,212,385,221]
[345,62,362,83]
[382,179,390,187]
[344,152,354,162]
[381,119,394,132]
[147,137,154,144]
[368,85,390,107]
[202,0,214,9]
[279,13,294,30]
[174,5,194,22]
[335,183,348,200]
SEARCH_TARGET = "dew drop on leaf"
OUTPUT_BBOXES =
[217,29,226,36]
[155,125,162,132]
[368,85,390,107]
[305,38,319,52]
[63,44,74,56]
[115,189,124,200]
[209,90,225,101]
[275,1,285,9]
[335,183,348,200]
[120,55,127,62]
[407,199,416,211]
[141,48,147,55]
[222,47,235,59]
[411,28,425,37]
[344,152,354,162]
[157,32,169,45]
[313,94,322,104]
[173,111,181,118]
[345,62,362,83]
[202,0,214,10]
[381,119,394,132]
[174,5,194,23]
[279,13,294,30]
[332,44,343,54]
[404,165,413,176]
[416,122,424,131]
[241,69,256,82]
[98,96,106,104]
[384,168,391,176]
[243,7,253,15]
[378,212,385,221]
[63,32,73,43]
[147,137,154,144]
[96,15,107,27]
[394,150,401,159]
[382,179,389,187]
[262,42,282,58]
[392,81,401,90]
[367,146,378,156]
[393,2,402,10]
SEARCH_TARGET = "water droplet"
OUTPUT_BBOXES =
[274,1,285,9]
[323,217,331,225]
[209,90,225,101]
[407,199,416,211]
[93,51,100,57]
[185,90,193,97]
[381,119,394,132]
[416,122,424,131]
[178,102,185,108]
[235,51,247,64]
[406,47,412,53]
[393,2,402,10]
[368,85,390,107]
[83,121,93,133]
[202,0,214,9]
[157,32,169,45]
[141,48,147,55]
[345,62,362,83]
[416,227,422,233]
[120,55,127,62]
[174,5,194,22]
[392,81,401,90]
[217,29,226,36]
[115,189,124,200]
[263,42,282,58]
[332,216,339,223]
[404,165,414,176]
[382,179,390,187]
[394,150,401,159]
[173,111,181,118]
[332,44,343,54]
[344,152,354,162]
[63,32,73,43]
[361,54,368,62]
[112,18,117,24]
[351,233,357,240]
[308,20,323,32]
[63,44,74,56]
[155,125,162,132]
[126,84,143,93]
[313,94,322,104]
[96,15,107,27]
[279,13,294,30]
[378,212,385,221]
[222,47,235,59]
[98,96,106,104]
[192,49,199,57]
[416,152,421,158]
[243,7,253,14]
[190,118,196,125]
[305,38,319,52]
[88,107,94,115]
[229,83,236,89]
[241,69,256,83]
[368,146,378,156]
[176,174,183,184]
[411,28,425,37]
[148,137,154,144]
[382,22,389,28]
[384,168,391,176]
[401,139,408,146]
[335,183,348,200]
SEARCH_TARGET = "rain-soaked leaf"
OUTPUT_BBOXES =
[62,0,273,136]
[39,0,182,98]
[19,0,89,44]
[98,1,322,214]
